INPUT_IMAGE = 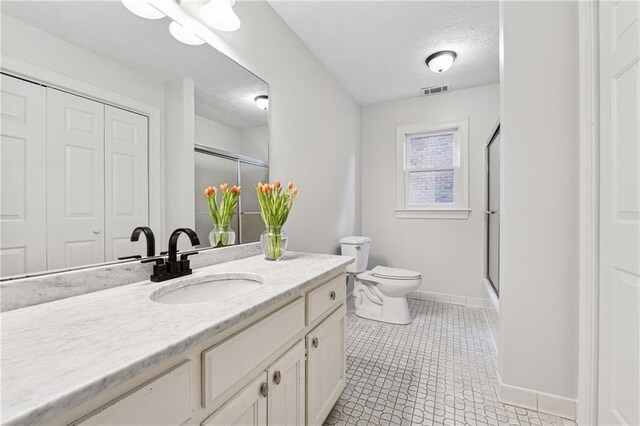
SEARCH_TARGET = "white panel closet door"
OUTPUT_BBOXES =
[598,1,639,425]
[104,105,149,260]
[0,75,47,276]
[46,88,105,270]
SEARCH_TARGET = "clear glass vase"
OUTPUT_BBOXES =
[260,226,288,260]
[209,223,236,247]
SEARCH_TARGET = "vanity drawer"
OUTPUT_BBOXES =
[78,361,193,425]
[306,275,345,325]
[202,297,304,408]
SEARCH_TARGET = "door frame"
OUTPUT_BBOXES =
[577,1,600,424]
[0,55,165,246]
[483,120,501,296]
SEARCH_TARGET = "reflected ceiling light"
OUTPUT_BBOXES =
[120,0,165,20]
[255,95,269,110]
[425,50,457,73]
[200,0,241,32]
[169,21,205,46]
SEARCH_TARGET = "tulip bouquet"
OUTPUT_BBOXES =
[256,180,298,260]
[204,183,241,247]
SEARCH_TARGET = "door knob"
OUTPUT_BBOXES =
[330,290,336,300]
[312,337,319,348]
[273,370,281,385]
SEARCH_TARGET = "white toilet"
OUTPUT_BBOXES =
[340,236,421,325]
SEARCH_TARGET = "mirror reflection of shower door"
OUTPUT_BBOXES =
[194,152,239,247]
[239,162,268,243]
[487,127,500,296]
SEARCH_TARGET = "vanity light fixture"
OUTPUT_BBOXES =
[169,21,205,46]
[120,0,165,20]
[425,50,457,73]
[200,0,241,32]
[254,95,269,110]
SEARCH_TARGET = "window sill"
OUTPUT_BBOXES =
[395,209,471,220]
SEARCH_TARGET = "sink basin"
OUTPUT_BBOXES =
[150,273,265,305]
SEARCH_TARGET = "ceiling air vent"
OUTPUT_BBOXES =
[421,85,450,96]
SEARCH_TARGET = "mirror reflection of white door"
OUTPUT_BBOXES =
[105,105,149,260]
[46,88,105,270]
[0,75,47,276]
[598,1,639,425]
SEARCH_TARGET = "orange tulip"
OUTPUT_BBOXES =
[292,188,298,197]
[231,186,239,194]
[220,183,229,192]
[237,186,242,193]
[274,180,281,189]
[204,186,216,197]
[287,181,294,190]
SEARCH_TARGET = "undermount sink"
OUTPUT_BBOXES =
[150,273,265,305]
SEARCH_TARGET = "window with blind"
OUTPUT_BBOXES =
[395,119,469,219]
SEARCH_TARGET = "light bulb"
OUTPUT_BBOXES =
[200,0,241,32]
[425,51,457,73]
[169,21,205,46]
[121,0,165,20]
[255,96,269,110]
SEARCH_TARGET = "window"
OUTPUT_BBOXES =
[395,119,469,219]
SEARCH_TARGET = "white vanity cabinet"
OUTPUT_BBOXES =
[306,307,347,426]
[202,373,268,426]
[205,340,306,426]
[68,274,346,426]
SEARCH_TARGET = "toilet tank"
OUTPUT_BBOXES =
[340,236,371,273]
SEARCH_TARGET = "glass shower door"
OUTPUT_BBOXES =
[486,128,500,296]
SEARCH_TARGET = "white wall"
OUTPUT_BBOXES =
[241,125,269,162]
[0,15,164,108]
[195,114,242,153]
[498,0,579,402]
[361,84,499,299]
[164,78,195,246]
[179,1,362,254]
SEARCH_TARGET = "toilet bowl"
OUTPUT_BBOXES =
[340,236,422,325]
[354,266,421,325]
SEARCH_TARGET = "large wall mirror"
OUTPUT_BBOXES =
[0,1,269,279]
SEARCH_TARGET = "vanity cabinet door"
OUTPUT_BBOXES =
[202,373,267,426]
[267,340,305,426]
[306,306,346,426]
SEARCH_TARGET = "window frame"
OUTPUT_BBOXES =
[395,119,470,219]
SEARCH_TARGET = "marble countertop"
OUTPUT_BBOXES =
[1,252,352,425]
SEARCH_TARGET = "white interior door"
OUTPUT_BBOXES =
[46,88,105,270]
[0,74,47,276]
[104,105,149,260]
[598,1,639,425]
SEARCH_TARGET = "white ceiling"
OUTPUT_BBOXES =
[1,1,268,130]
[269,1,499,105]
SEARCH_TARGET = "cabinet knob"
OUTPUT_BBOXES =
[273,370,281,385]
[260,382,268,397]
[92,229,101,235]
[312,337,319,348]
[330,290,336,301]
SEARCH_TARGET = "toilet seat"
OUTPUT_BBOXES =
[371,266,421,280]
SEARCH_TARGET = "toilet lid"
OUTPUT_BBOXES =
[371,266,421,280]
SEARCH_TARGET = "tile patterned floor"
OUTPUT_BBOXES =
[325,297,573,426]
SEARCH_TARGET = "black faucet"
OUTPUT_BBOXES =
[147,228,200,282]
[131,226,156,257]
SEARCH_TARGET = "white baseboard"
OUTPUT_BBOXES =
[495,371,577,420]
[408,290,483,308]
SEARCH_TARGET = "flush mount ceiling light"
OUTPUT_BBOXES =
[255,95,269,110]
[200,0,241,32]
[120,0,165,20]
[169,21,205,46]
[425,50,457,73]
